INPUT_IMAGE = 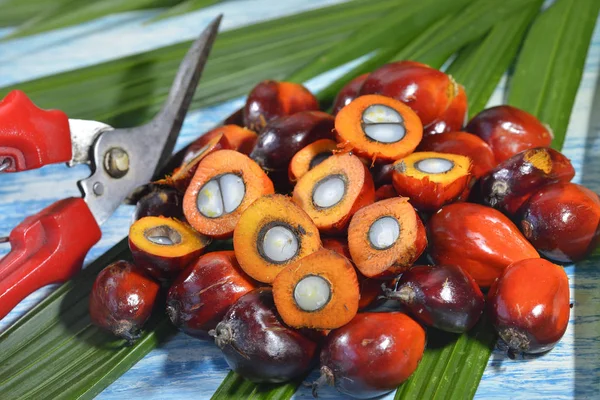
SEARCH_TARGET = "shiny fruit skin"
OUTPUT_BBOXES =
[488,258,570,354]
[166,251,258,338]
[249,111,334,191]
[133,186,184,221]
[332,73,369,115]
[475,147,574,215]
[418,131,496,179]
[423,85,467,136]
[210,288,319,383]
[428,203,539,288]
[89,261,159,343]
[389,265,484,333]
[518,182,600,262]
[359,61,456,127]
[465,105,552,162]
[318,312,425,399]
[243,80,319,132]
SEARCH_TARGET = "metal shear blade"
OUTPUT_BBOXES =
[78,15,222,225]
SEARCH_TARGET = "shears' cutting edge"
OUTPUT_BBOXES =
[0,16,222,321]
[81,15,222,225]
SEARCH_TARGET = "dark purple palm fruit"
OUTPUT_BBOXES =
[312,312,426,399]
[249,111,334,192]
[382,264,485,333]
[209,287,320,383]
[133,185,184,222]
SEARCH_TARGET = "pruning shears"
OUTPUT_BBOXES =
[0,16,222,320]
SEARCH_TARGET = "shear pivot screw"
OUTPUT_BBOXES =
[104,148,129,178]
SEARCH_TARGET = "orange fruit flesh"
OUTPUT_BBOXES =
[233,194,322,284]
[335,94,423,162]
[183,149,274,239]
[348,197,426,278]
[129,216,211,258]
[288,139,338,183]
[272,249,359,329]
[392,151,471,211]
[292,153,375,234]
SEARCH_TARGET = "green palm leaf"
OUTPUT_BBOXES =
[147,0,224,23]
[3,0,181,39]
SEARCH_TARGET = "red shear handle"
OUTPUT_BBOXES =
[0,198,101,319]
[0,90,72,172]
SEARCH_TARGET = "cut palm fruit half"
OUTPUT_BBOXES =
[183,150,274,238]
[292,153,375,234]
[392,151,471,211]
[335,94,423,162]
[233,194,322,284]
[272,248,359,329]
[348,198,427,279]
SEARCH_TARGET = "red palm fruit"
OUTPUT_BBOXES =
[359,61,458,127]
[518,182,600,262]
[428,203,539,288]
[465,105,553,162]
[272,249,360,330]
[183,149,275,239]
[89,261,159,343]
[233,194,322,284]
[243,80,319,132]
[166,251,258,338]
[488,258,570,354]
[424,84,468,136]
[335,95,423,163]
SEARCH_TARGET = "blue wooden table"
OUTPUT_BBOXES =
[1,1,599,398]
